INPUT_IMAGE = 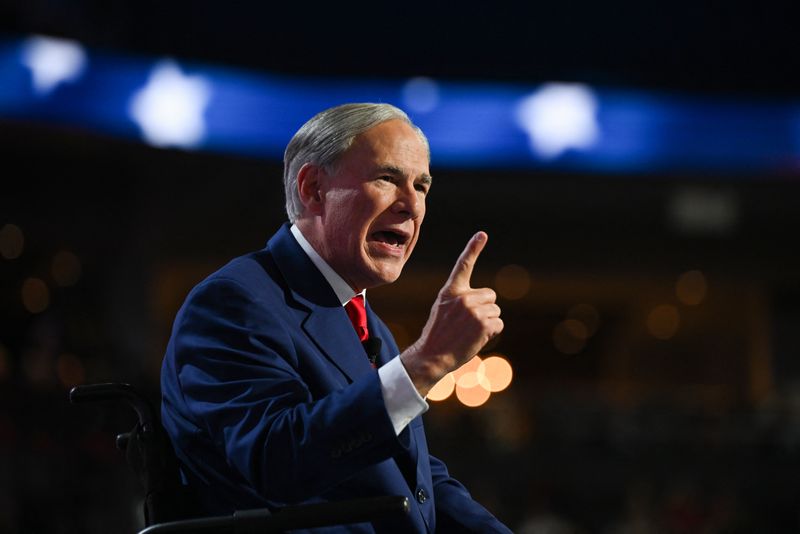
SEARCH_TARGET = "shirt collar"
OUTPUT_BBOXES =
[290,224,365,306]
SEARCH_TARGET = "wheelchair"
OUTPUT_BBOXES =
[69,383,409,533]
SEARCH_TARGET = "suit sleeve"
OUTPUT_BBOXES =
[164,276,405,503]
[429,454,513,533]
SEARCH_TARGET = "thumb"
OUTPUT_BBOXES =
[444,232,487,292]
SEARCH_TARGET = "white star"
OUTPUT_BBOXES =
[21,35,88,96]
[128,60,211,149]
[402,77,440,114]
[516,83,600,159]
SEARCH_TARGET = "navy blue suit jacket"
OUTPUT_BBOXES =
[161,224,511,533]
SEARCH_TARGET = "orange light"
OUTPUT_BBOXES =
[456,361,490,390]
[566,304,600,337]
[57,353,85,388]
[676,270,707,306]
[647,304,680,339]
[455,382,491,407]
[430,354,513,406]
[553,320,586,354]
[482,355,513,392]
[427,373,455,401]
[494,264,531,300]
[563,318,588,340]
[452,355,483,382]
[21,277,49,313]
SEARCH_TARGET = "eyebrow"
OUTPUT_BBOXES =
[378,164,433,185]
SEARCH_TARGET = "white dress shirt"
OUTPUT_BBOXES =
[290,224,428,435]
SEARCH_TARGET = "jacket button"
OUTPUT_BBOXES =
[415,488,428,504]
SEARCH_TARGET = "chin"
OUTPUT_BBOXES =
[369,272,401,288]
[363,264,404,288]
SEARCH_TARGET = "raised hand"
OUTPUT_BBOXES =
[401,232,504,397]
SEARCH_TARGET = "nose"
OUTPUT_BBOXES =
[392,181,424,219]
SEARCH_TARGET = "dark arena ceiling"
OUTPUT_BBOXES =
[2,0,799,97]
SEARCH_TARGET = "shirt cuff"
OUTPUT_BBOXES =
[378,355,429,435]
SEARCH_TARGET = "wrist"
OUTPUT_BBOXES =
[399,345,450,397]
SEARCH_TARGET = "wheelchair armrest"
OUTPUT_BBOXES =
[70,383,157,432]
[137,495,410,534]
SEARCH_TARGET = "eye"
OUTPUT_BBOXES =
[415,182,430,194]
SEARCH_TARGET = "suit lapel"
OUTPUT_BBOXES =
[365,308,424,488]
[269,227,431,527]
[365,301,398,368]
[303,308,374,381]
[267,224,374,383]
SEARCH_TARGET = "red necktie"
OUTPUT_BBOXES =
[344,295,369,342]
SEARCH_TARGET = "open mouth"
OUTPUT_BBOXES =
[371,230,409,248]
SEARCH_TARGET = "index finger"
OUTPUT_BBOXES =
[445,231,488,291]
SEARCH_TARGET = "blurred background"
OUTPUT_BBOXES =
[1,1,800,532]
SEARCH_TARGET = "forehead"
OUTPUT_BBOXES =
[343,119,430,173]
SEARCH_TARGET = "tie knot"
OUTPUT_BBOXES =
[345,295,369,342]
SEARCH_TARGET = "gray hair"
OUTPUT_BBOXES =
[283,102,429,222]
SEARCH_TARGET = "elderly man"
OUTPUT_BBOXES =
[161,103,510,532]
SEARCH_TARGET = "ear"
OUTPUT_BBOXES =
[296,162,326,216]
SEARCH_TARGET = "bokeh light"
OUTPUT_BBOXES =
[22,349,53,386]
[647,304,680,339]
[427,372,456,401]
[52,250,82,287]
[427,354,514,405]
[516,83,600,159]
[566,303,600,337]
[129,60,211,149]
[553,319,587,354]
[482,355,513,392]
[402,77,440,114]
[455,358,490,390]
[22,35,87,95]
[21,277,50,313]
[452,355,483,384]
[563,319,589,340]
[56,353,85,388]
[495,264,531,300]
[676,270,708,306]
[0,223,24,260]
[455,382,492,407]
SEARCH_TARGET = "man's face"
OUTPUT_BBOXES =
[315,119,431,291]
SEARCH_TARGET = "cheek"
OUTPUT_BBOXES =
[406,228,422,255]
[330,199,368,232]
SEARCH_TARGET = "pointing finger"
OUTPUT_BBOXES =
[445,231,487,291]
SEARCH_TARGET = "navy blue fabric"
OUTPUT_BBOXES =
[161,223,511,533]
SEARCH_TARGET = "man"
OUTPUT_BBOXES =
[161,103,510,532]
